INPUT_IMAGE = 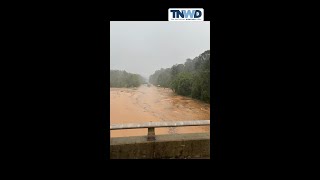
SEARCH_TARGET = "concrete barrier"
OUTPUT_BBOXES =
[110,132,210,159]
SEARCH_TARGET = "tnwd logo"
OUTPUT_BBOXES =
[168,8,204,21]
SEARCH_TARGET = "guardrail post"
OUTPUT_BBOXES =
[147,127,156,141]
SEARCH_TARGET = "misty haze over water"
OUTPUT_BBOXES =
[110,21,210,79]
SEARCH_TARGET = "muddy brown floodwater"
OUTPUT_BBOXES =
[110,84,210,137]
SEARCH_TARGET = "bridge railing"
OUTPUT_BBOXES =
[110,120,210,141]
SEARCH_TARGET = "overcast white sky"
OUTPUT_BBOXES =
[110,21,210,79]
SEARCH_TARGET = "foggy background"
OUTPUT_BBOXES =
[110,21,210,80]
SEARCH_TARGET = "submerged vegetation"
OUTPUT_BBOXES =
[110,70,146,88]
[149,50,210,103]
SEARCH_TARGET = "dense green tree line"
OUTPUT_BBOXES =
[110,70,146,88]
[149,50,210,103]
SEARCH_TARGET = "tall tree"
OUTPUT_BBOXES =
[110,70,145,88]
[149,50,210,103]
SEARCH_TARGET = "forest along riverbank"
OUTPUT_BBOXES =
[110,84,210,137]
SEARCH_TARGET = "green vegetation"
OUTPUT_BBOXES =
[149,50,210,103]
[110,70,146,88]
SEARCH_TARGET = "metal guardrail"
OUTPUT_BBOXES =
[110,120,210,141]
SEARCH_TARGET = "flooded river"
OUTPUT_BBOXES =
[110,84,210,137]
